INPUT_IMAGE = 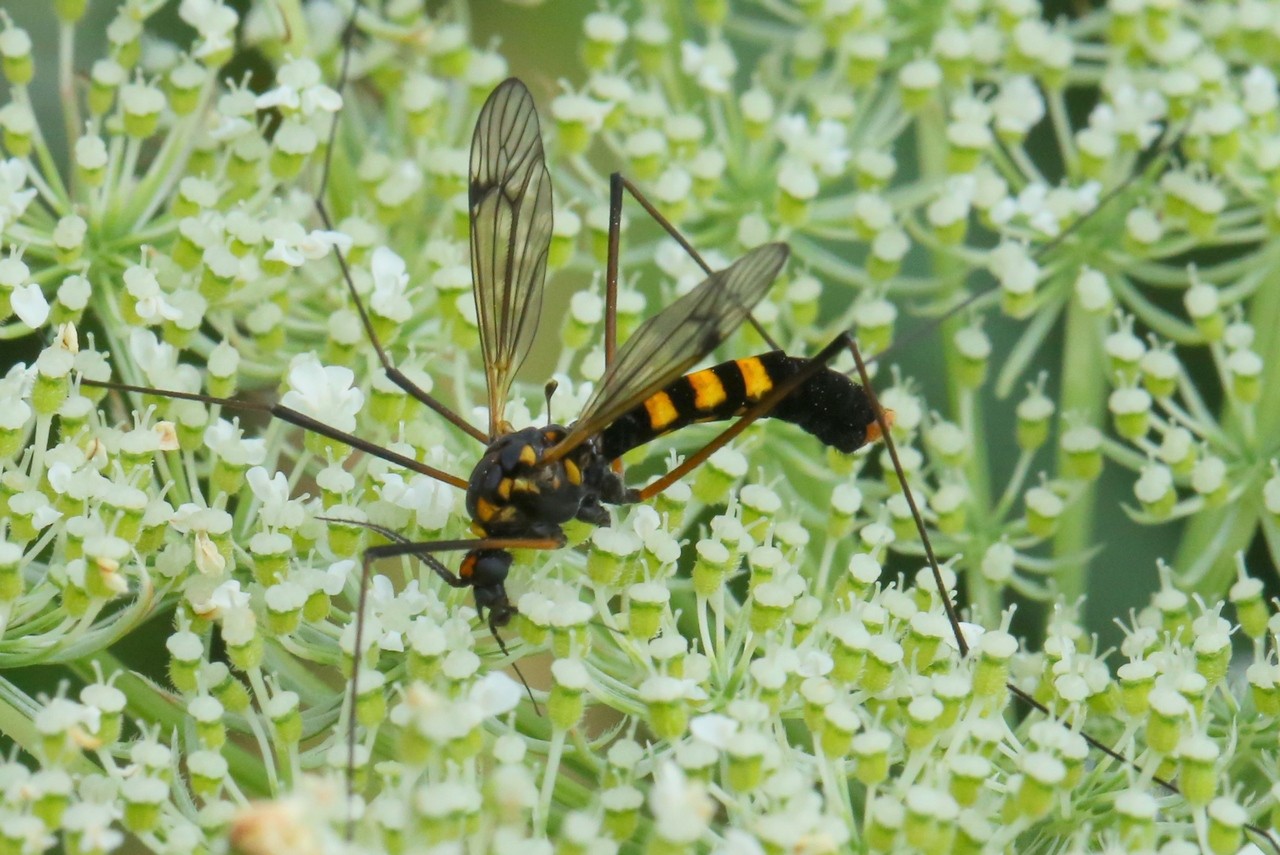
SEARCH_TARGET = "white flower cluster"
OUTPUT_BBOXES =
[0,0,1275,852]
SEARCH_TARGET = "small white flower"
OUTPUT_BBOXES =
[9,282,46,328]
[129,329,199,393]
[0,158,35,231]
[204,419,268,467]
[369,247,413,323]
[257,57,330,112]
[470,672,522,716]
[280,353,364,432]
[179,0,238,59]
[775,115,851,177]
[680,40,737,93]
[690,713,738,748]
[193,531,226,576]
[298,228,352,260]
[378,472,455,531]
[26,499,63,531]
[204,580,248,616]
[549,89,611,131]
[246,466,304,529]
[649,762,713,843]
[35,697,102,740]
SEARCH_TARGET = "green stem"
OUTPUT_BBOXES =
[1052,299,1106,601]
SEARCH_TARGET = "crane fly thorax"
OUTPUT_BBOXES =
[466,424,613,538]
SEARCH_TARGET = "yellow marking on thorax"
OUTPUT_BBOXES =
[644,391,679,431]
[497,478,512,500]
[737,357,773,400]
[688,369,727,411]
[564,458,582,485]
[475,498,497,522]
[518,444,538,467]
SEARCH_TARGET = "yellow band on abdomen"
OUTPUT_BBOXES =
[644,391,679,431]
[737,356,773,400]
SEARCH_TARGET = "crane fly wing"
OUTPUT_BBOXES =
[551,242,789,458]
[470,78,554,439]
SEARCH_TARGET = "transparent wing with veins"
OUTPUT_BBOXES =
[546,242,790,461]
[469,77,554,439]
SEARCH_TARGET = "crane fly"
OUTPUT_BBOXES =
[333,77,890,680]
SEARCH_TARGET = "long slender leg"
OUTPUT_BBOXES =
[314,11,487,447]
[81,378,468,490]
[614,173,780,351]
[339,527,564,818]
[605,173,623,369]
[842,336,1280,854]
[602,170,780,483]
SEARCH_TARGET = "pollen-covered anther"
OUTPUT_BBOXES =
[56,322,78,353]
[151,420,179,452]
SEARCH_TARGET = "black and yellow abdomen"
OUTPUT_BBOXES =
[600,351,879,459]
